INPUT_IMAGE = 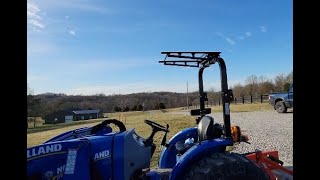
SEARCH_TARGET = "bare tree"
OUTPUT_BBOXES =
[245,75,258,96]
[232,83,246,98]
[207,87,221,102]
[27,96,42,128]
[78,100,93,110]
[32,71,294,117]
[27,83,34,95]
[27,84,36,128]
[274,74,287,92]
[257,76,275,94]
[115,95,130,112]
[286,71,293,83]
[261,81,276,94]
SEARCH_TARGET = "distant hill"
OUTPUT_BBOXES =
[30,91,200,117]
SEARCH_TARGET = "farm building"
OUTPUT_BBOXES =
[44,109,104,124]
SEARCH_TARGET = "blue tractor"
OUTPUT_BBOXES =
[27,52,272,180]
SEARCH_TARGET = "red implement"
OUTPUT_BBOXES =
[246,150,293,180]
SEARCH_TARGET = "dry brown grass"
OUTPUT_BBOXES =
[212,102,272,112]
[27,102,272,168]
[27,111,194,168]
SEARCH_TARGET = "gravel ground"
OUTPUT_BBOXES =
[173,109,293,166]
[214,110,293,166]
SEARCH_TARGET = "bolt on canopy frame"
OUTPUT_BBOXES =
[159,52,234,138]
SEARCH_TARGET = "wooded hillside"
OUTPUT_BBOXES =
[27,72,292,118]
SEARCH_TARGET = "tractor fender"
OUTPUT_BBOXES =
[169,138,233,180]
[159,127,198,168]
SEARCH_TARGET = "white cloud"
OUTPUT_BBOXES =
[65,81,199,96]
[27,2,45,31]
[27,3,40,19]
[27,74,48,82]
[216,32,236,45]
[34,58,155,74]
[29,19,45,29]
[260,26,267,32]
[245,32,252,37]
[68,30,76,36]
[27,41,57,55]
[225,38,236,45]
[36,0,115,15]
[72,4,115,15]
[238,36,245,40]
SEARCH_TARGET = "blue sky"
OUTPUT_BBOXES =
[27,0,293,95]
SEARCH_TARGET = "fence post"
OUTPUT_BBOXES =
[235,97,237,104]
[261,95,263,103]
[218,100,220,106]
[242,97,245,104]
[250,96,253,104]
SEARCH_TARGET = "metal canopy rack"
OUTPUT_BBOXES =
[159,52,221,68]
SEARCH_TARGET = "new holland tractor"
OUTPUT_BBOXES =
[27,52,293,180]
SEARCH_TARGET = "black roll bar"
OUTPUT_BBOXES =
[159,52,232,138]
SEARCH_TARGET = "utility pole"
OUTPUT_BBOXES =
[187,81,189,109]
[142,102,145,112]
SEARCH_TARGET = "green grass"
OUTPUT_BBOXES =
[27,102,272,168]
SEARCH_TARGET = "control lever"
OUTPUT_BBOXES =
[161,124,170,148]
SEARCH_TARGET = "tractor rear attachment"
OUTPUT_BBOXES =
[245,150,293,180]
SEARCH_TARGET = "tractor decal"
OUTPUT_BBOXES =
[94,150,111,161]
[27,143,63,159]
[65,148,78,174]
[27,151,68,161]
[43,164,65,180]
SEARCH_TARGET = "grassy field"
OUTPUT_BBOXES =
[27,102,272,167]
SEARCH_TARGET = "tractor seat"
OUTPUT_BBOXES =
[198,116,215,141]
[198,116,223,142]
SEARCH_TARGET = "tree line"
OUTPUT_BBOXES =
[27,71,292,120]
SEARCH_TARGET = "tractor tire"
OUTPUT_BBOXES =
[182,152,269,180]
[275,101,287,113]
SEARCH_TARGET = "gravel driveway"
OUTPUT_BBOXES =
[173,110,293,166]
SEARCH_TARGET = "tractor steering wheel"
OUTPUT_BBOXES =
[144,119,169,133]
